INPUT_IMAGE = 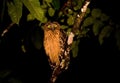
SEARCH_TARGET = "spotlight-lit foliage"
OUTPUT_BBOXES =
[0,0,120,83]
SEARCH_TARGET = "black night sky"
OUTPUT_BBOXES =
[0,0,120,83]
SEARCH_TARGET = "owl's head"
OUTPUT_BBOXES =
[44,22,60,31]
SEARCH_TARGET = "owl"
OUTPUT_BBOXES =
[43,21,70,82]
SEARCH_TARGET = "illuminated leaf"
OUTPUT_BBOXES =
[21,45,26,53]
[48,7,55,17]
[41,4,47,9]
[60,19,64,23]
[27,13,35,21]
[66,28,72,35]
[72,45,79,58]
[83,16,94,27]
[58,11,63,17]
[45,0,52,3]
[41,17,48,23]
[68,9,73,15]
[61,25,68,29]
[67,15,75,26]
[71,40,80,58]
[21,0,44,21]
[7,0,22,24]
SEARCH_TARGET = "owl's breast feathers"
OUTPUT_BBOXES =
[43,22,68,70]
[44,29,61,66]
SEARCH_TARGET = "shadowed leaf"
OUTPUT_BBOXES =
[83,16,94,27]
[48,7,55,17]
[91,8,101,18]
[99,25,113,44]
[0,70,11,78]
[71,40,80,58]
[52,0,60,10]
[115,29,120,50]
[93,20,104,36]
[100,13,109,22]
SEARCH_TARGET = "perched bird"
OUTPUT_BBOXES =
[43,21,71,83]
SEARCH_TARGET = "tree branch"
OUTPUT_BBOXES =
[72,0,90,34]
[67,0,90,45]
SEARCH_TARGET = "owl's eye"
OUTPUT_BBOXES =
[54,24,57,28]
[47,25,51,28]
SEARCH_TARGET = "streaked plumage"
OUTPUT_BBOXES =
[43,22,70,83]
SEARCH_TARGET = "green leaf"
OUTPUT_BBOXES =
[45,0,52,3]
[91,8,102,18]
[83,16,94,27]
[21,0,44,21]
[21,44,26,53]
[61,25,68,29]
[72,45,79,58]
[73,0,83,11]
[68,9,73,15]
[27,13,35,21]
[71,40,80,58]
[48,7,55,17]
[58,11,63,17]
[13,0,22,12]
[66,28,72,35]
[60,19,65,23]
[67,15,75,26]
[41,17,48,23]
[86,8,90,14]
[93,20,104,36]
[7,0,22,24]
[52,0,60,10]
[41,4,48,9]
[99,25,113,44]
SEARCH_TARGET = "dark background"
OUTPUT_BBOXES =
[0,0,120,83]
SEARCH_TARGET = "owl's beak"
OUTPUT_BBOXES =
[51,27,55,31]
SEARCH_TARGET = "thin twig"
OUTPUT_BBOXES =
[1,22,15,37]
